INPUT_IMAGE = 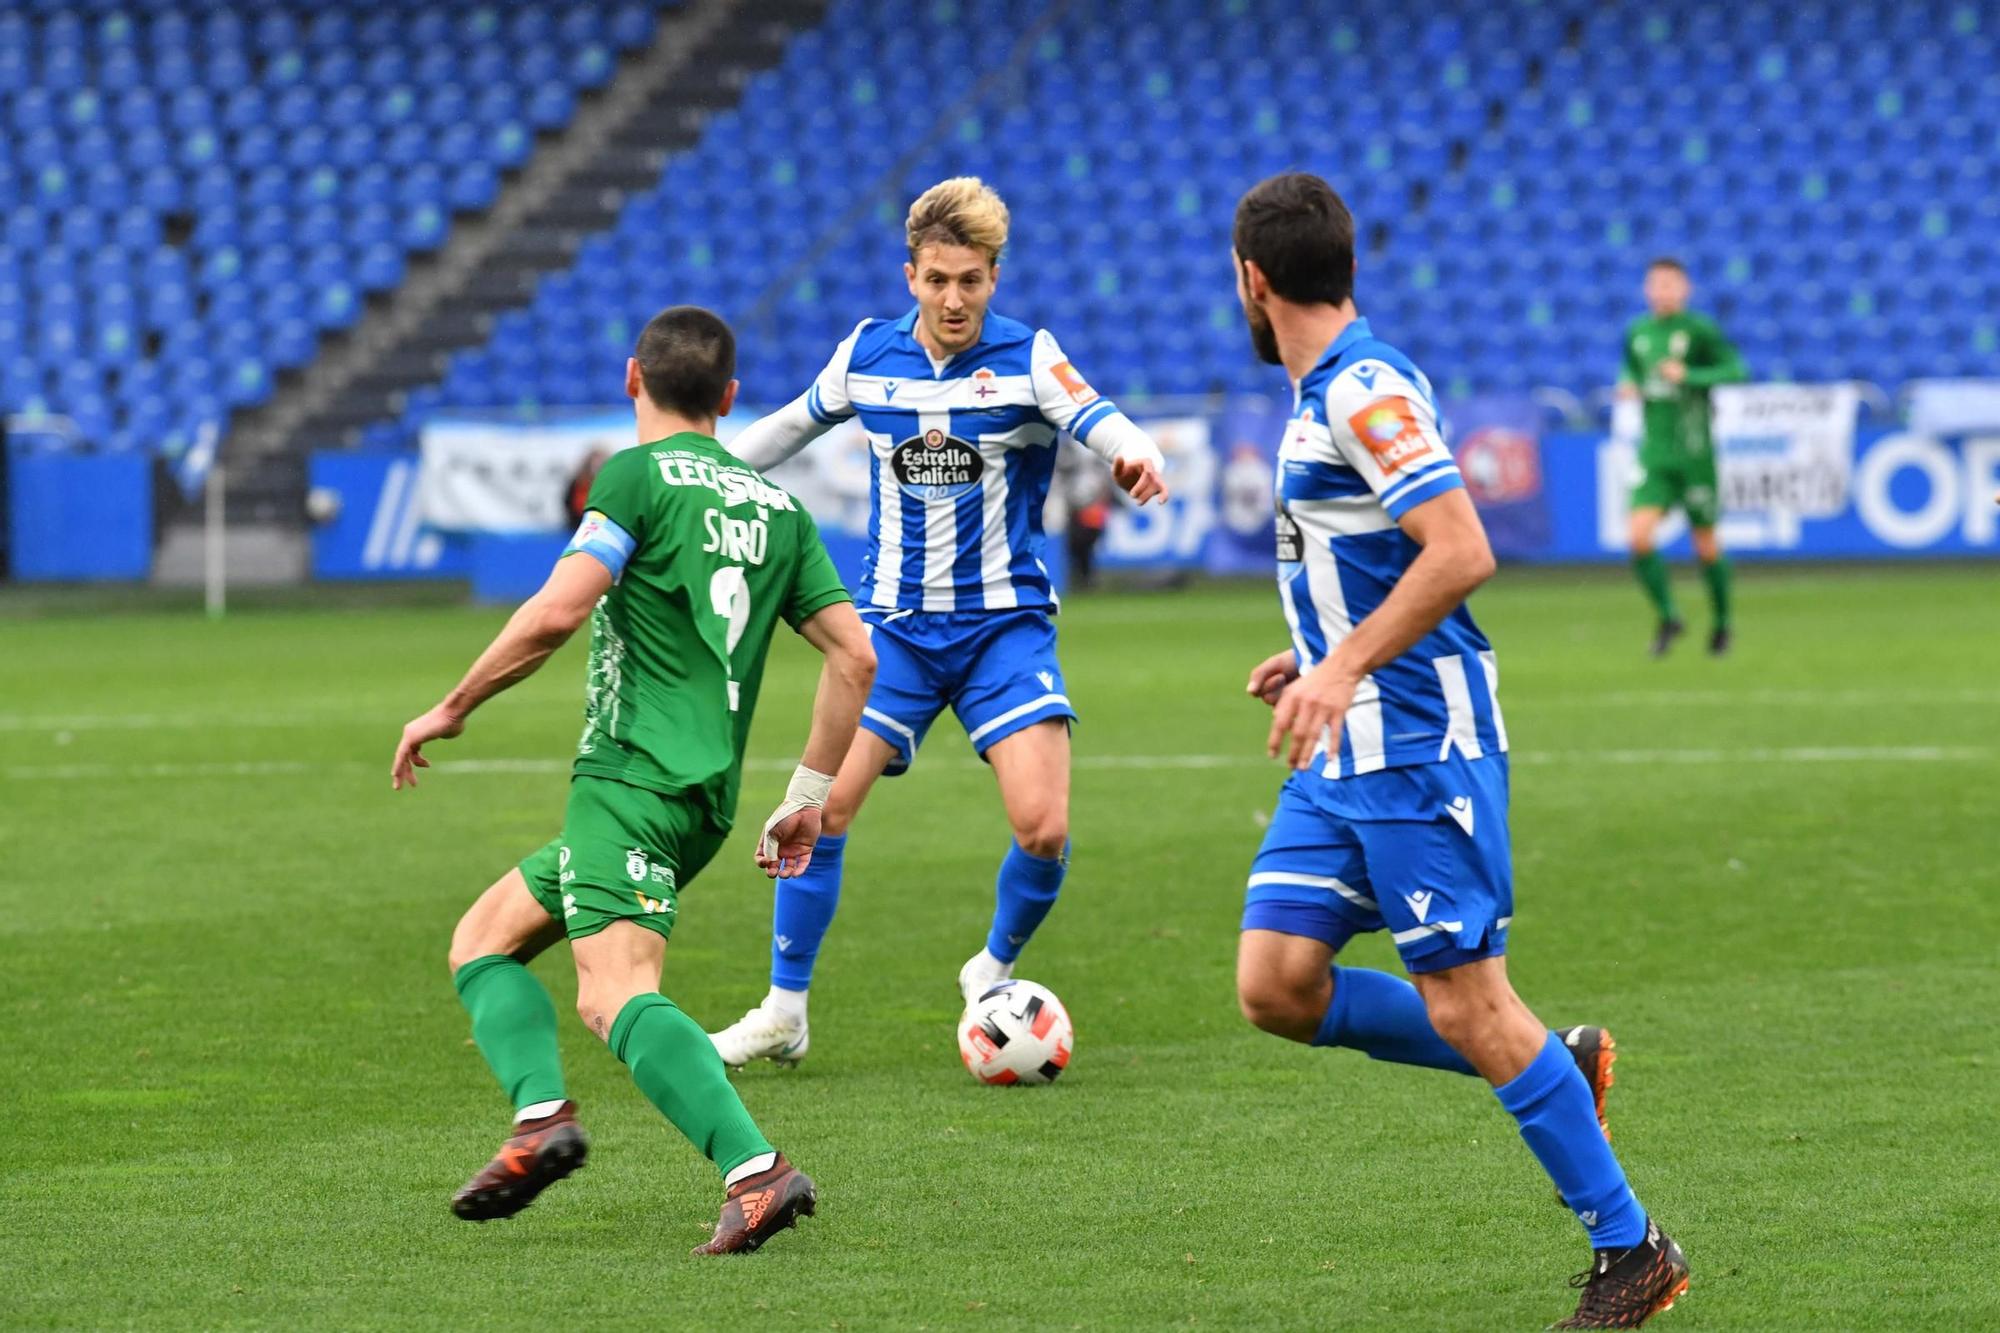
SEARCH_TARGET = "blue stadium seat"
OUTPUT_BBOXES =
[357,243,406,292]
[4,0,1986,442]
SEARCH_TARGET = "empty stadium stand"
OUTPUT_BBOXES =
[0,2,684,464]
[383,0,2000,438]
[2,0,1993,478]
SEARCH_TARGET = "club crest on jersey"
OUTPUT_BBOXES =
[890,428,985,501]
[972,366,998,400]
[1347,396,1435,474]
[1049,360,1098,406]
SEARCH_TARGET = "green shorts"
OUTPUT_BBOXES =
[519,775,728,942]
[1631,454,1721,528]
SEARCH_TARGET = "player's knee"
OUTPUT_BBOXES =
[1012,811,1068,860]
[1420,986,1503,1054]
[573,991,618,1044]
[1236,973,1319,1041]
[446,915,490,975]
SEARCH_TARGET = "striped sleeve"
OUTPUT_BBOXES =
[805,318,869,425]
[1029,328,1120,444]
[1322,363,1463,519]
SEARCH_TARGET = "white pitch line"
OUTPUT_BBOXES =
[1535,688,2000,709]
[1515,745,1992,765]
[3,687,1994,735]
[1,745,1989,784]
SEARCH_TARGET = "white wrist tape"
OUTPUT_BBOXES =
[759,764,835,860]
[1086,412,1163,468]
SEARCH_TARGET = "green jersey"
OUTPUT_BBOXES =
[1619,311,1747,465]
[563,431,850,831]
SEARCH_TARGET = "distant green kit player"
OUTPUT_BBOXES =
[1619,258,1747,657]
[391,306,876,1253]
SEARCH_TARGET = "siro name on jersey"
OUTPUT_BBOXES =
[654,450,797,511]
[702,507,769,565]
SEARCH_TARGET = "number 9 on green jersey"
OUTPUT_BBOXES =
[562,431,852,832]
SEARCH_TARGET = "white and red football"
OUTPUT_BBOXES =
[958,979,1073,1086]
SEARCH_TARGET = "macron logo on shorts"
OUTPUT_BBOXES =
[1444,796,1475,837]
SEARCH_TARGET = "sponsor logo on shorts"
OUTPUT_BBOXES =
[635,891,675,917]
[626,848,648,881]
[561,892,578,920]
[1404,890,1434,923]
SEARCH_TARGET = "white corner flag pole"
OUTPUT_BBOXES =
[201,426,225,620]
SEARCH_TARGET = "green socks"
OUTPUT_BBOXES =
[1701,556,1733,629]
[1632,551,1678,623]
[453,954,566,1112]
[610,993,773,1177]
[455,961,774,1177]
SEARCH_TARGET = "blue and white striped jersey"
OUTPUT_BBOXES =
[805,308,1122,612]
[1276,318,1508,778]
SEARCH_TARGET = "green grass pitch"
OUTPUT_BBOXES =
[2,565,1995,1330]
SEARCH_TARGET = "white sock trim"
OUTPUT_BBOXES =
[725,1151,778,1188]
[515,1098,567,1124]
[765,985,808,1023]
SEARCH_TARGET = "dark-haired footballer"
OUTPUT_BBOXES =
[1229,174,1689,1328]
[1620,258,1748,657]
[391,306,876,1253]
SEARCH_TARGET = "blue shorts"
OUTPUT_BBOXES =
[1241,753,1513,974]
[857,608,1076,776]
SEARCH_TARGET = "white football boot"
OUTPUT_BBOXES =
[709,1000,809,1070]
[957,948,1014,1009]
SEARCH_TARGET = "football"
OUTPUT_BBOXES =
[958,979,1074,1086]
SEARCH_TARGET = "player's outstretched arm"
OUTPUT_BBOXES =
[727,392,836,471]
[390,555,612,789]
[753,601,876,878]
[1268,490,1495,768]
[727,319,868,471]
[1091,413,1171,505]
[1029,330,1169,504]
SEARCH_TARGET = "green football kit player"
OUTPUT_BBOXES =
[1619,258,1747,657]
[392,307,875,1254]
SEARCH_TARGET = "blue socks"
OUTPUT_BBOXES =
[769,833,845,991]
[1496,1032,1648,1249]
[769,836,1068,988]
[1307,969,1646,1249]
[985,841,1067,964]
[1313,966,1477,1075]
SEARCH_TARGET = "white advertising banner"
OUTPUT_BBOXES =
[415,408,1199,544]
[1710,381,1861,521]
[415,413,632,533]
[1905,378,2000,437]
